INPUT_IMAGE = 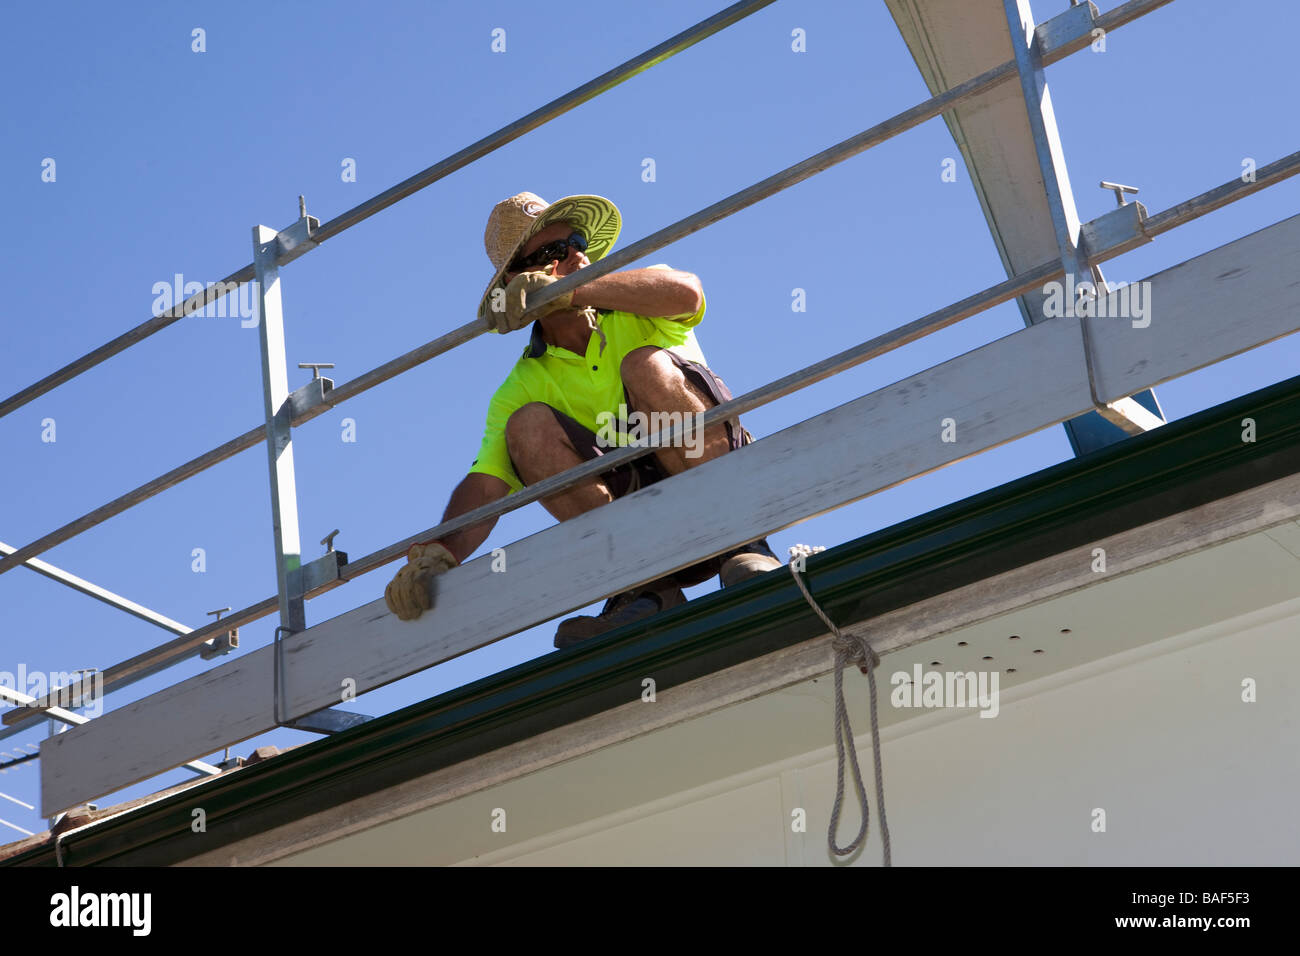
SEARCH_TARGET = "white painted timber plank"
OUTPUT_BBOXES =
[1091,213,1300,402]
[41,214,1300,815]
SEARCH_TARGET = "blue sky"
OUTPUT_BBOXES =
[1,0,1297,833]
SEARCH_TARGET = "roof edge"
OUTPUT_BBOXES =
[10,372,1300,866]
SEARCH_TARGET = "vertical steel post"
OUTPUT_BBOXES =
[1004,0,1093,289]
[251,226,306,635]
[250,216,366,735]
[1002,0,1164,433]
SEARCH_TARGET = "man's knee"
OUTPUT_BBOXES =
[619,345,672,387]
[621,347,715,411]
[505,402,558,458]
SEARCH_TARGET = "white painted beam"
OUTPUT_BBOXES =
[0,686,219,780]
[40,213,1300,816]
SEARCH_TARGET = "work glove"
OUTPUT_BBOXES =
[384,541,458,621]
[489,263,573,333]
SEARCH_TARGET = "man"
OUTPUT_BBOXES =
[384,192,780,647]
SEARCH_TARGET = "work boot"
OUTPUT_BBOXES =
[718,538,782,588]
[553,579,686,649]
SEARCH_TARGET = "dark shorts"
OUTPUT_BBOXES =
[523,349,756,587]
[553,350,748,498]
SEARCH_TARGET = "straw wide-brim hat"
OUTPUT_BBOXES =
[478,192,621,321]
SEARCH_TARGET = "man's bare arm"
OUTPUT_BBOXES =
[569,267,703,318]
[438,472,511,562]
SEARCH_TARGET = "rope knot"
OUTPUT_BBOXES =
[832,631,879,671]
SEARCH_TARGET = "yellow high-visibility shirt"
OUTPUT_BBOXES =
[469,269,707,492]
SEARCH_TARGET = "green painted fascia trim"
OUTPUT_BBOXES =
[12,373,1300,866]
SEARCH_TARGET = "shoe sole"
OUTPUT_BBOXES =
[719,554,783,588]
[553,588,686,648]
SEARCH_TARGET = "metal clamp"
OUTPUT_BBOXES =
[288,375,335,420]
[272,195,320,266]
[288,362,336,420]
[272,530,369,733]
[1034,1,1099,59]
[199,608,240,661]
[1079,199,1151,261]
[287,535,348,598]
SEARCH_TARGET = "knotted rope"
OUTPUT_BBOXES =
[788,544,891,865]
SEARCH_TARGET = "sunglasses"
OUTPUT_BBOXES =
[508,231,588,274]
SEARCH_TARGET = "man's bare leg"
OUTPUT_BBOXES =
[505,401,614,520]
[503,397,687,647]
[619,346,734,475]
[619,345,780,587]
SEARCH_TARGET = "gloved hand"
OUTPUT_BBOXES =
[384,541,458,621]
[489,263,574,333]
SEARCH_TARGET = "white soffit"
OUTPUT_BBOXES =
[210,516,1300,866]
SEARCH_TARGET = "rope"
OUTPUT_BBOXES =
[788,545,891,865]
[583,307,607,356]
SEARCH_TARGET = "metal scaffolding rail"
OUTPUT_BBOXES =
[4,0,1298,817]
[0,0,778,423]
[0,0,1189,591]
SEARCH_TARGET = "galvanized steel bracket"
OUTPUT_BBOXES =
[288,549,348,599]
[274,214,320,267]
[288,375,335,420]
[198,628,240,661]
[1034,1,1100,59]
[1079,201,1152,260]
[273,621,373,735]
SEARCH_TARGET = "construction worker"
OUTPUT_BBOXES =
[384,192,780,647]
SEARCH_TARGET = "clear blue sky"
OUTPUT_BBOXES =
[1,0,1297,833]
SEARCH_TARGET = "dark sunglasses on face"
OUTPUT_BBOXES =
[509,231,588,274]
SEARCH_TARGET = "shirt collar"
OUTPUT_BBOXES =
[522,310,612,360]
[524,320,547,359]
